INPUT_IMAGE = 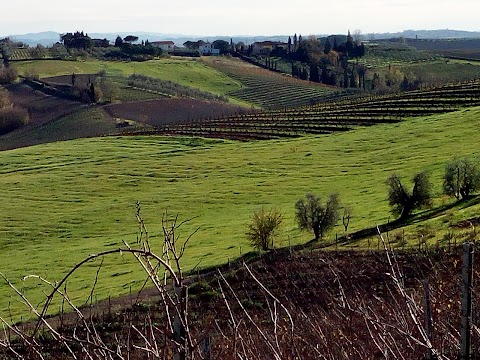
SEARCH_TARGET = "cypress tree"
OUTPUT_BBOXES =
[309,63,320,82]
[324,38,332,54]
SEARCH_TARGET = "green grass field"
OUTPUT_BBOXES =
[12,58,244,100]
[1,107,479,321]
[363,58,480,87]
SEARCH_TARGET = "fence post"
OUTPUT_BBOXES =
[203,336,211,360]
[173,285,187,360]
[460,242,474,360]
[422,279,433,359]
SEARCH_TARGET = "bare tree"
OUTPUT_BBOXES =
[0,203,198,359]
[443,157,480,200]
[342,207,352,232]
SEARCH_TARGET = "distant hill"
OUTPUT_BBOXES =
[367,29,480,40]
[2,31,61,46]
[2,29,480,47]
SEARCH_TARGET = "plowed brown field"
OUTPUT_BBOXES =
[103,98,249,126]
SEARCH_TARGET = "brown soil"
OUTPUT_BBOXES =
[5,82,85,127]
[6,246,479,359]
[43,74,98,88]
[104,98,249,127]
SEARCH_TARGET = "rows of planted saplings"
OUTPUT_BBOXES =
[207,59,337,109]
[157,81,480,140]
[308,81,480,111]
[196,113,400,126]
[9,49,34,60]
[223,70,333,109]
[171,118,354,132]
[233,91,330,109]
[159,118,381,140]
[212,62,320,87]
[230,82,332,109]
[160,126,300,140]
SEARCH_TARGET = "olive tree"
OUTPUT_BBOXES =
[246,208,282,251]
[386,171,432,220]
[443,157,480,200]
[295,193,340,241]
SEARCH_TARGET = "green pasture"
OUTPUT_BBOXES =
[399,59,480,83]
[364,58,480,86]
[1,107,479,321]
[12,58,244,100]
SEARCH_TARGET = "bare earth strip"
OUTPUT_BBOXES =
[103,98,250,127]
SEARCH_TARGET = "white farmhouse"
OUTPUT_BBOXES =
[199,43,220,55]
[150,41,175,52]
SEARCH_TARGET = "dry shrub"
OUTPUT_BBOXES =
[0,66,18,84]
[0,87,10,108]
[0,106,29,134]
[23,68,40,81]
[246,208,282,251]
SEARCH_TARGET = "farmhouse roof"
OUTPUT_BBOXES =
[151,41,175,45]
[254,41,288,46]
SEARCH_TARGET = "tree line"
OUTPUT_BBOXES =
[247,156,480,251]
[59,32,163,60]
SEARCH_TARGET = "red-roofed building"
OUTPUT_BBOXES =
[252,41,289,55]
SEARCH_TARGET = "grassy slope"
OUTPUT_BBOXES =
[1,107,479,320]
[12,58,244,102]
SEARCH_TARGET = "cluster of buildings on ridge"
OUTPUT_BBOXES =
[148,41,220,55]
[147,39,293,56]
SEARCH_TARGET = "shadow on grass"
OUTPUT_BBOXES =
[336,194,480,246]
[188,195,480,279]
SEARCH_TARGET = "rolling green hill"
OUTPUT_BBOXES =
[12,58,244,101]
[0,106,479,321]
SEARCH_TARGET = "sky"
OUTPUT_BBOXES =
[1,0,480,37]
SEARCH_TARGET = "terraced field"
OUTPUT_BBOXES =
[203,57,336,109]
[158,80,480,140]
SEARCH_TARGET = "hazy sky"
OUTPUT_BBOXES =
[1,0,479,36]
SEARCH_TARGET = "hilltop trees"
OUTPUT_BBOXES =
[295,193,340,241]
[61,31,93,50]
[183,40,205,50]
[212,40,230,54]
[443,157,480,200]
[323,38,332,54]
[114,36,123,47]
[386,171,432,219]
[309,63,320,82]
[123,35,139,43]
[270,31,367,86]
